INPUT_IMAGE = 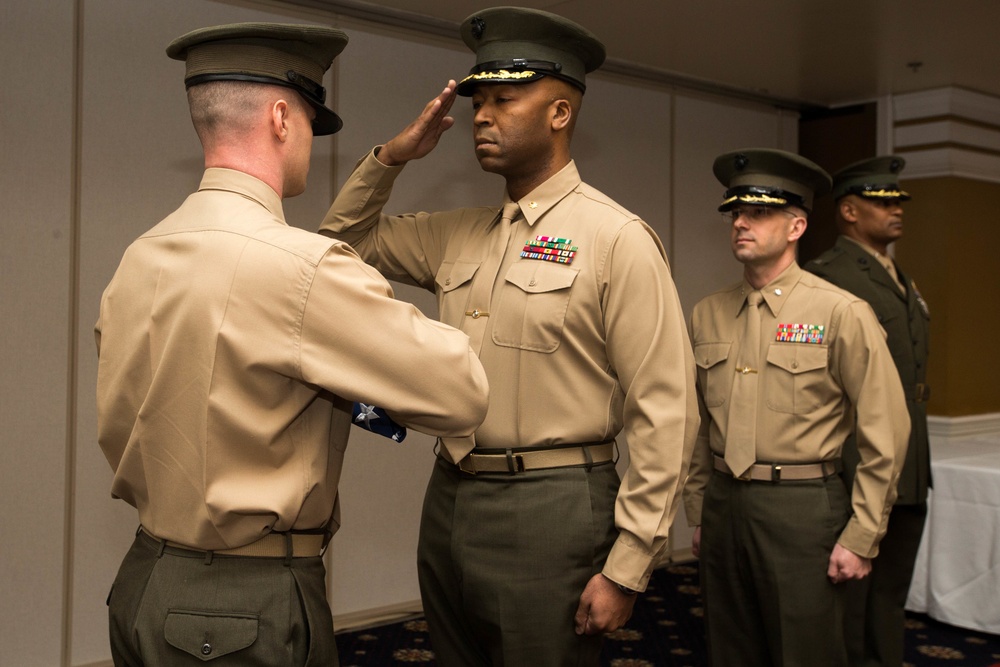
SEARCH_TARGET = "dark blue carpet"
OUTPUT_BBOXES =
[336,562,1000,666]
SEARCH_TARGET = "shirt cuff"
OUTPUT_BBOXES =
[601,533,661,592]
[363,146,405,187]
[837,516,880,559]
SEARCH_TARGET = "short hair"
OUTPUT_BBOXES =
[543,77,583,137]
[787,204,808,219]
[187,80,283,145]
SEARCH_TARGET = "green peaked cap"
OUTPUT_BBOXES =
[456,6,605,96]
[167,22,348,135]
[832,155,911,201]
[713,148,832,213]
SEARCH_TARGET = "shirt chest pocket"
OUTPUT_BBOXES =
[492,261,579,353]
[435,260,480,328]
[764,344,831,414]
[694,342,732,407]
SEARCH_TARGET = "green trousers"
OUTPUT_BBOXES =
[701,471,852,667]
[107,530,337,666]
[417,456,620,667]
[844,502,927,667]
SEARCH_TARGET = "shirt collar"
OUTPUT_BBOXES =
[198,168,286,223]
[737,262,803,318]
[842,235,888,262]
[509,160,581,227]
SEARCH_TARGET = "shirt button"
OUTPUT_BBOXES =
[202,644,212,656]
[529,279,537,286]
[791,361,799,369]
[445,278,452,285]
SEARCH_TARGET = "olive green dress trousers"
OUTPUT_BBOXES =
[107,530,337,666]
[701,470,853,667]
[844,503,928,667]
[417,456,620,666]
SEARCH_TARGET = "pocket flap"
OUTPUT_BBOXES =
[435,260,479,293]
[504,261,578,293]
[694,342,731,370]
[766,344,828,373]
[164,610,259,661]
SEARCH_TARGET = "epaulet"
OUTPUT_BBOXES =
[807,244,847,268]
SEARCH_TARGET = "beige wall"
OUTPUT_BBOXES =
[2,2,76,666]
[2,1,795,664]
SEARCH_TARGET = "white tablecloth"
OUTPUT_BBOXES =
[906,438,1000,633]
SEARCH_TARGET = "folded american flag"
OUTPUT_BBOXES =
[352,403,406,442]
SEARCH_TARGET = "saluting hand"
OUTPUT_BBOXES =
[574,573,636,636]
[827,543,872,584]
[375,80,458,167]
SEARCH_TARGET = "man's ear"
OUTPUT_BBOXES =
[787,214,808,243]
[839,198,858,223]
[550,98,572,131]
[270,99,290,142]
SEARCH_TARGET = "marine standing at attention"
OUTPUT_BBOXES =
[805,156,931,667]
[683,148,909,667]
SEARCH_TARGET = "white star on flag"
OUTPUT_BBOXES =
[355,403,380,428]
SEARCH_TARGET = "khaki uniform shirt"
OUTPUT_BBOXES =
[683,262,909,557]
[96,168,488,551]
[321,151,699,590]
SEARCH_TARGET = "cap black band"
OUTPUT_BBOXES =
[470,58,563,75]
[185,71,327,107]
[460,57,585,93]
[718,185,808,212]
[843,184,911,200]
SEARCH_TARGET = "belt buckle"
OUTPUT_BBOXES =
[505,450,525,474]
[771,464,782,482]
[457,456,477,475]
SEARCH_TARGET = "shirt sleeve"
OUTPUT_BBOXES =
[830,299,910,557]
[319,148,442,290]
[299,240,489,437]
[599,221,700,591]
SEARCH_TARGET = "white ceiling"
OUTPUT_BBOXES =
[307,0,1000,108]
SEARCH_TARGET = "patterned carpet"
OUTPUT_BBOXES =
[336,562,1000,666]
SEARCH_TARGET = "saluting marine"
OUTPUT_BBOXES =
[321,6,698,665]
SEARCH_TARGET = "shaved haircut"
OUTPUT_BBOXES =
[188,81,279,146]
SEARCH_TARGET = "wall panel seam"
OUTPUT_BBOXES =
[63,1,84,665]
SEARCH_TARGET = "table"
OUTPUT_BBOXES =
[906,437,1000,634]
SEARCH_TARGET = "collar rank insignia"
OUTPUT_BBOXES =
[776,323,825,344]
[521,235,577,265]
